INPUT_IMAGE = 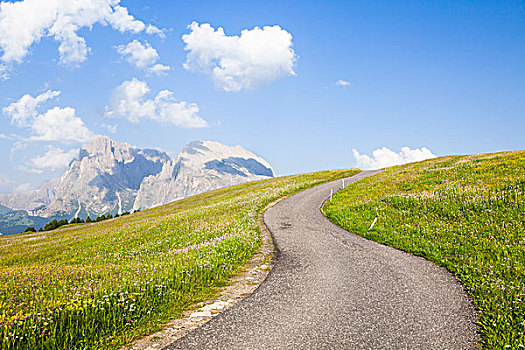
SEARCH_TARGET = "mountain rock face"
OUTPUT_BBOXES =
[35,136,171,218]
[0,137,274,234]
[134,140,274,209]
[0,178,59,212]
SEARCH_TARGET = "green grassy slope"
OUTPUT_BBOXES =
[324,151,525,349]
[0,169,359,350]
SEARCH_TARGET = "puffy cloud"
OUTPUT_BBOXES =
[29,106,94,144]
[145,24,165,37]
[116,40,170,74]
[105,78,208,128]
[182,22,297,92]
[353,146,437,170]
[3,90,94,144]
[0,0,163,67]
[336,80,350,87]
[117,40,157,68]
[3,90,61,127]
[106,79,154,122]
[0,64,7,80]
[105,5,146,33]
[30,145,78,171]
[100,122,117,133]
[148,63,170,75]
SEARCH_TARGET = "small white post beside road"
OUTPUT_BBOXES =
[330,189,333,201]
[342,179,345,188]
[368,217,378,231]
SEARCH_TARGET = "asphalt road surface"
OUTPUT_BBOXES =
[165,170,479,350]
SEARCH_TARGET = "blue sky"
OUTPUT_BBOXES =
[0,0,523,192]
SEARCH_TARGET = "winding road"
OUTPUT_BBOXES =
[165,171,479,349]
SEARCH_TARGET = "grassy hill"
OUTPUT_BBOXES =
[324,151,525,349]
[0,169,359,350]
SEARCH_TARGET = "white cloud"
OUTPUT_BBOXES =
[3,90,95,144]
[3,90,61,127]
[182,22,297,92]
[105,5,146,33]
[30,106,94,144]
[353,146,437,170]
[336,80,350,87]
[148,63,170,75]
[100,122,117,133]
[0,64,8,80]
[145,24,165,37]
[116,40,170,74]
[0,133,19,140]
[30,145,78,171]
[105,78,208,128]
[0,0,163,68]
[14,164,43,174]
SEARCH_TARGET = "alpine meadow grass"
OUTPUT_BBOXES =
[324,151,525,349]
[0,169,359,350]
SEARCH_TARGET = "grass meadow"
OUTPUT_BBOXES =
[0,169,359,350]
[324,151,525,349]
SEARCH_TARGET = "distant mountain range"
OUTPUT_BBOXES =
[0,136,274,235]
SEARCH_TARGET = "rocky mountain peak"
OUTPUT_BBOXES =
[79,136,134,163]
[181,140,212,155]
[133,140,274,209]
[179,140,273,172]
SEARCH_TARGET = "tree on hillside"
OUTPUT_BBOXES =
[70,217,85,224]
[44,219,58,231]
[85,216,93,223]
[24,226,36,233]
